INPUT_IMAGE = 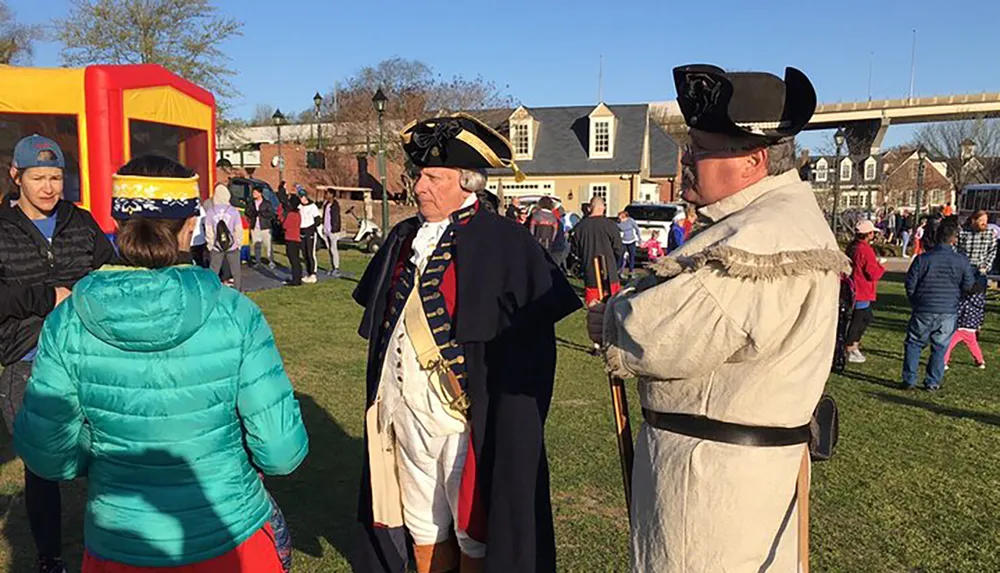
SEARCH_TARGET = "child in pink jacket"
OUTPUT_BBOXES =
[642,230,666,262]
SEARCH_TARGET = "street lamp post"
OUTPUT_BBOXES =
[313,92,323,150]
[372,88,389,235]
[272,108,286,183]
[832,127,846,234]
[916,145,928,216]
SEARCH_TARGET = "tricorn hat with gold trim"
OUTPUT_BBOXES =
[673,64,816,143]
[401,112,525,182]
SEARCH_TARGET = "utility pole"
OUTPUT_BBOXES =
[598,55,604,103]
[868,52,874,102]
[908,29,917,102]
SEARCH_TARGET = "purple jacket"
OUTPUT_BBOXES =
[205,203,244,252]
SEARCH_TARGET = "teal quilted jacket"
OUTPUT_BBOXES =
[14,265,309,567]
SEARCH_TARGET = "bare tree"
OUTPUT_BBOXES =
[54,0,243,111]
[248,103,277,127]
[0,1,40,64]
[915,117,1000,191]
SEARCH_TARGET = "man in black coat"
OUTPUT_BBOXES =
[571,196,624,306]
[0,135,114,573]
[352,113,581,573]
[246,186,277,268]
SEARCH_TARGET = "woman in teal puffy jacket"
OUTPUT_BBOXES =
[14,155,309,572]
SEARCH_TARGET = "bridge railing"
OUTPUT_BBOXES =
[816,93,1000,114]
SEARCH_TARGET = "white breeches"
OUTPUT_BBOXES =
[393,404,486,558]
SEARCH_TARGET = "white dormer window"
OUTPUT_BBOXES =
[588,104,615,159]
[815,158,828,182]
[511,122,532,159]
[864,157,877,181]
[594,121,610,154]
[840,158,852,182]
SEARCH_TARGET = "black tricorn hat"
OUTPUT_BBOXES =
[401,112,526,181]
[673,65,816,143]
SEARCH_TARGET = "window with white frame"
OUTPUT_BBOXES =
[594,121,610,154]
[840,159,852,182]
[864,157,877,181]
[511,122,531,159]
[590,183,609,201]
[815,159,828,182]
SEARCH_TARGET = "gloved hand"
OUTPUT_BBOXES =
[587,302,606,344]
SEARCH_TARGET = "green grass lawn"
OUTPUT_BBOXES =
[1,255,999,572]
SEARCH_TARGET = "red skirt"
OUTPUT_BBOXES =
[82,524,283,573]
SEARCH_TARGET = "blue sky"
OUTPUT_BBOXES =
[8,0,1000,151]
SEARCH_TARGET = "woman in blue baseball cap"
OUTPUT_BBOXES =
[14,154,308,573]
[1,134,115,573]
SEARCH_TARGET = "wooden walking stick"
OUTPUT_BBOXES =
[593,256,635,516]
[797,447,811,573]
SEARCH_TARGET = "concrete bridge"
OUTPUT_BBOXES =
[806,93,1000,154]
[652,92,1000,154]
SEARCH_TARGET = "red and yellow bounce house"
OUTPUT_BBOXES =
[0,64,217,233]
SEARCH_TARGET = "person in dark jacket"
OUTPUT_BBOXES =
[504,196,521,220]
[14,154,307,573]
[320,190,342,276]
[0,134,114,573]
[903,217,977,391]
[572,196,624,306]
[353,113,580,573]
[246,186,277,269]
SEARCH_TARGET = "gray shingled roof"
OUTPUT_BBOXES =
[649,122,679,178]
[487,104,677,177]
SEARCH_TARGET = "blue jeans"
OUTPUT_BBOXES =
[902,312,957,388]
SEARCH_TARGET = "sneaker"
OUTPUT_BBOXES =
[36,557,67,573]
[900,383,916,391]
[944,365,950,371]
[847,349,867,363]
[268,262,277,270]
[978,362,987,370]
[303,274,318,284]
[924,384,941,392]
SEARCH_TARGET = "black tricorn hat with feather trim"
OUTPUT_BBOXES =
[673,64,817,143]
[401,112,526,181]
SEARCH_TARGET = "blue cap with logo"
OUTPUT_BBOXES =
[13,135,66,170]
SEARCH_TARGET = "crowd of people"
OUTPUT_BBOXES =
[842,207,997,389]
[507,192,696,291]
[185,180,344,290]
[2,59,990,573]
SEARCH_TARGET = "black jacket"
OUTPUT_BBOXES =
[245,196,276,232]
[0,200,115,365]
[352,208,581,573]
[322,200,341,233]
[571,215,624,288]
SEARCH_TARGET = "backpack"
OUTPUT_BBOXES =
[214,212,234,252]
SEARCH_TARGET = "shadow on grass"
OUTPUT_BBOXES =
[269,392,363,566]
[869,391,1000,427]
[859,347,903,361]
[839,368,899,389]
[555,336,596,355]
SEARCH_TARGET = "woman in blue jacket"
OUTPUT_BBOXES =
[14,155,309,572]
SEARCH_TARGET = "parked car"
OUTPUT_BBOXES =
[226,177,284,242]
[625,202,685,260]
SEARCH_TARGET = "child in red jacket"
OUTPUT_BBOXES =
[282,197,303,286]
[845,220,887,363]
